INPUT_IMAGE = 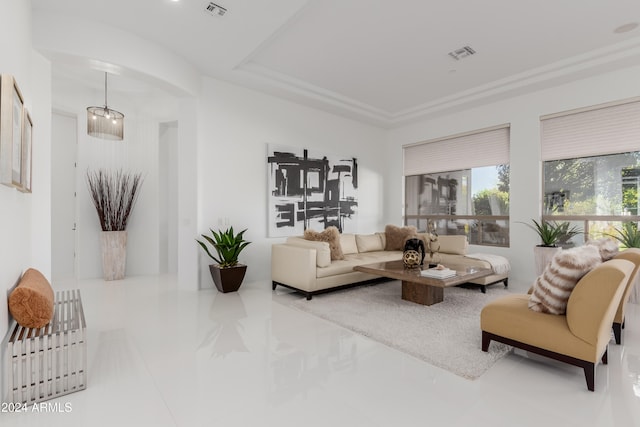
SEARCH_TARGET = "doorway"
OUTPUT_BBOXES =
[159,121,179,274]
[51,112,78,280]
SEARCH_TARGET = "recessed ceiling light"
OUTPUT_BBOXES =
[614,22,639,34]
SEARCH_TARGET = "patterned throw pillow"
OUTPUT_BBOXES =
[528,245,602,314]
[384,224,418,251]
[586,237,619,261]
[304,226,344,260]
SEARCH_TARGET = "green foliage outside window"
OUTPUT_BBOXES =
[472,188,509,215]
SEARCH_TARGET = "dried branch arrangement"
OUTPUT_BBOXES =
[86,169,144,231]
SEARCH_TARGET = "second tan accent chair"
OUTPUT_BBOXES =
[481,259,634,391]
[611,248,640,344]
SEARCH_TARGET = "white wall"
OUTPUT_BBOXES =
[386,64,640,291]
[0,0,52,400]
[196,78,388,289]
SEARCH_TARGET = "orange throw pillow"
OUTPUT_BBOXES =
[9,268,55,328]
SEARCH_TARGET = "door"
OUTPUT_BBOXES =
[51,112,78,280]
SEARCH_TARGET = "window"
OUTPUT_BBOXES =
[541,98,640,245]
[403,125,510,247]
[405,166,509,246]
[543,152,640,244]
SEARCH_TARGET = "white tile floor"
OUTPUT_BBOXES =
[2,275,640,427]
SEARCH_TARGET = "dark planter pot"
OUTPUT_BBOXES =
[209,264,247,293]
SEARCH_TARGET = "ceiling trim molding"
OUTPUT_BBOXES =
[392,36,640,124]
[236,36,640,128]
[236,61,394,124]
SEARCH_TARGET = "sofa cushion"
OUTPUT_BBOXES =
[586,237,619,261]
[355,234,384,253]
[529,245,602,315]
[384,225,417,251]
[8,268,55,329]
[340,233,359,255]
[304,226,344,260]
[316,251,403,278]
[436,235,468,255]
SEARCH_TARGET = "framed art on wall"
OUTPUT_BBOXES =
[20,109,32,193]
[0,74,24,188]
[267,144,358,237]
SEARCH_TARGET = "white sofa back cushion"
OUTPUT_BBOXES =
[356,234,385,253]
[286,237,332,267]
[340,234,359,255]
[435,235,468,255]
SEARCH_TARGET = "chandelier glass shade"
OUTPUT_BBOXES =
[87,72,124,140]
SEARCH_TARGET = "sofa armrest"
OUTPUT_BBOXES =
[271,244,317,292]
[286,237,331,267]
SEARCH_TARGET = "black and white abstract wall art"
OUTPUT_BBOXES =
[267,144,358,237]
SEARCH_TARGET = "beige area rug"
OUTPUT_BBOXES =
[274,281,513,380]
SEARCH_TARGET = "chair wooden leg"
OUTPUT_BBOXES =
[613,322,622,345]
[583,363,596,392]
[601,347,608,365]
[481,331,491,352]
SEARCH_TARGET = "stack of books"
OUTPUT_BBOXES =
[420,268,456,279]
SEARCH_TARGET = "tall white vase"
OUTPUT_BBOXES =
[101,231,127,281]
[533,246,561,276]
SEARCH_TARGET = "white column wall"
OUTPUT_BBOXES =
[0,0,52,400]
[386,64,640,291]
[196,78,388,289]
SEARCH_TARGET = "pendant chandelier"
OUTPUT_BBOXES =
[87,72,124,140]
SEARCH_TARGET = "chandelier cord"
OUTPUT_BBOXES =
[104,72,108,110]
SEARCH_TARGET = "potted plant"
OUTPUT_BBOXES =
[520,219,582,275]
[86,169,143,281]
[606,222,640,248]
[197,226,251,293]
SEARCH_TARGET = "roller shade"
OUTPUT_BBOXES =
[541,98,640,161]
[403,125,509,176]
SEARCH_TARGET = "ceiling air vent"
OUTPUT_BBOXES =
[448,46,476,60]
[205,2,228,17]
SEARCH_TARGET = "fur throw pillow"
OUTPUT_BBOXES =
[586,237,619,261]
[384,225,418,251]
[304,226,344,260]
[529,245,602,314]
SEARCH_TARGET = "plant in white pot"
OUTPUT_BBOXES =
[86,169,143,281]
[520,219,582,275]
[605,222,640,248]
[197,227,251,293]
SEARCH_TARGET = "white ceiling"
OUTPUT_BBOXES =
[31,0,640,127]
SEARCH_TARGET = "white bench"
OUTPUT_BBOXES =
[6,289,87,404]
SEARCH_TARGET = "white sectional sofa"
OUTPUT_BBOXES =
[271,232,509,300]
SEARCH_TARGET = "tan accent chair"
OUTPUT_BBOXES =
[611,248,640,344]
[481,259,634,391]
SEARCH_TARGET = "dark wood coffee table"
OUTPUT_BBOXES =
[353,260,493,306]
